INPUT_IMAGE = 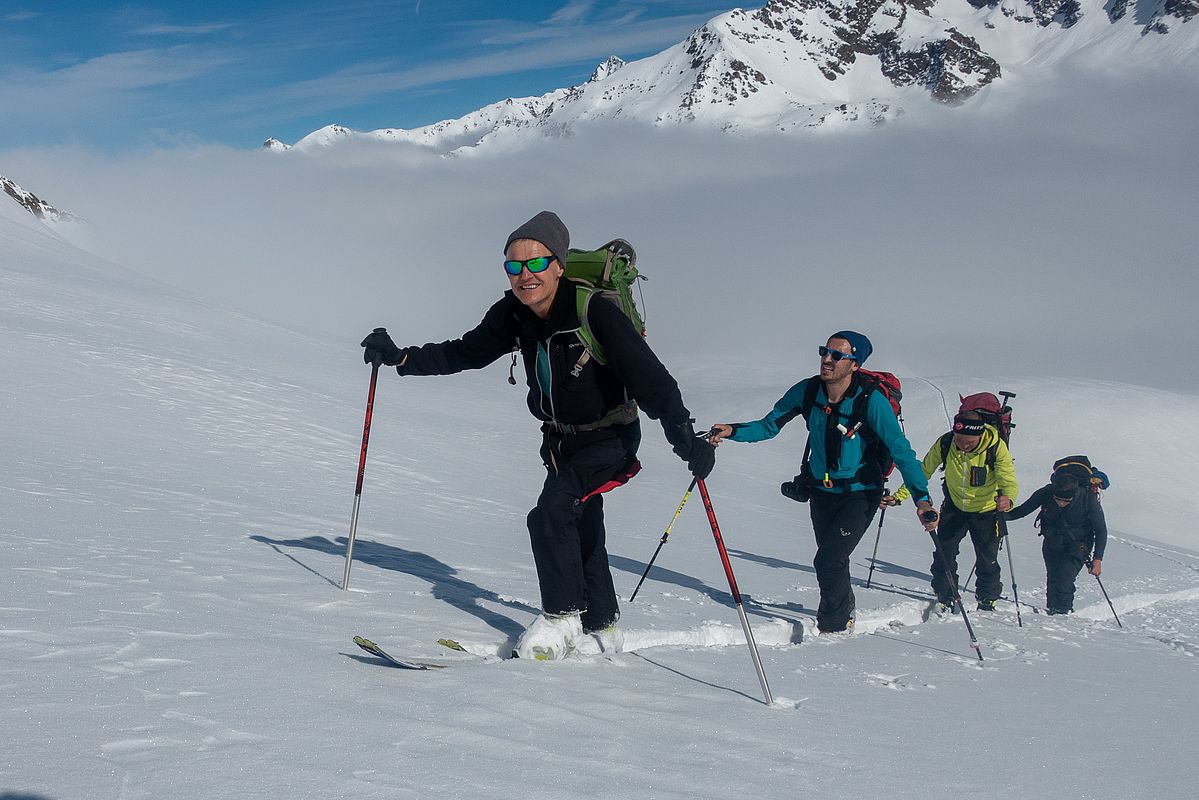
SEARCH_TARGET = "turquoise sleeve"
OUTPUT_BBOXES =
[867,392,930,502]
[728,380,809,443]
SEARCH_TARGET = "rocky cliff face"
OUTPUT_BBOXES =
[2,175,72,222]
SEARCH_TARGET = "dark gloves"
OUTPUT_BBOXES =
[361,328,405,367]
[666,420,716,480]
[687,439,716,480]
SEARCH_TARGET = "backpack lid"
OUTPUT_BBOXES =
[1052,455,1093,480]
[959,392,1001,415]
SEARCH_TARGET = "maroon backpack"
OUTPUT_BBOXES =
[958,392,1013,443]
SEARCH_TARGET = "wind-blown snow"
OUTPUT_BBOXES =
[2,190,1197,800]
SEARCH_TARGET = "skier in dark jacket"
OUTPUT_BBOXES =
[360,211,715,659]
[710,332,937,633]
[1007,463,1107,615]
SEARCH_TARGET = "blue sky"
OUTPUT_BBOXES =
[0,1,727,151]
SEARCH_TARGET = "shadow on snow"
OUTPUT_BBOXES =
[249,533,537,638]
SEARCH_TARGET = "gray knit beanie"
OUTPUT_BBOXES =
[504,211,570,270]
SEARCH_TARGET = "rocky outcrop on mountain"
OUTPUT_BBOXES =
[748,0,1001,104]
[2,175,73,222]
[269,0,1196,154]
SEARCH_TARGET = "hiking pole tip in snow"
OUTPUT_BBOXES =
[1087,560,1122,628]
[926,511,984,662]
[696,478,774,705]
[343,353,382,591]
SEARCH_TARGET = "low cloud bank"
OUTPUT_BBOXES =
[4,67,1196,390]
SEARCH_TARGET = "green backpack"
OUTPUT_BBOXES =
[565,239,646,364]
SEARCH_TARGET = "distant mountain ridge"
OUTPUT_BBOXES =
[269,0,1190,154]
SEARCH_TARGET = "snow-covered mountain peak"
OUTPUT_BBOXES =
[268,0,1196,154]
[590,55,627,82]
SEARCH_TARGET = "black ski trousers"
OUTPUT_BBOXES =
[931,502,1003,604]
[527,423,638,633]
[1042,536,1087,613]
[809,488,882,632]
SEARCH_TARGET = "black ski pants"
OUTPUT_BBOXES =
[527,423,638,633]
[931,502,1003,604]
[1042,536,1088,613]
[809,488,882,632]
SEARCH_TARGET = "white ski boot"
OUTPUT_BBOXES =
[513,612,583,661]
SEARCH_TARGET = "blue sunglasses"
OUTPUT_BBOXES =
[503,255,557,276]
[818,345,855,362]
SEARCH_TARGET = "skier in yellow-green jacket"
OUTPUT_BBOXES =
[883,412,1018,611]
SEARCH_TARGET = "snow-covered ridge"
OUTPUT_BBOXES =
[2,174,74,223]
[266,0,1197,154]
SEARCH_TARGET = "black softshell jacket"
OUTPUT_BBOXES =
[1009,485,1109,560]
[398,280,692,437]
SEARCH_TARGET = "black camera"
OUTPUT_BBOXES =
[781,475,811,503]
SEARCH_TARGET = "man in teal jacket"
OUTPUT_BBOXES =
[711,331,936,633]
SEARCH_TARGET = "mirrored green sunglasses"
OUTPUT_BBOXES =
[503,255,556,276]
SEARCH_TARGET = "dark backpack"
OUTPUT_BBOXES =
[1053,455,1110,498]
[798,369,904,486]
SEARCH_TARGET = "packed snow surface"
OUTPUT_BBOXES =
[2,198,1197,799]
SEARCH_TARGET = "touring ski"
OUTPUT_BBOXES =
[353,635,445,670]
[437,638,515,660]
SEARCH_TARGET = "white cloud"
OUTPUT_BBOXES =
[547,1,596,26]
[3,67,1196,391]
[133,22,236,36]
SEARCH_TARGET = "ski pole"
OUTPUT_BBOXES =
[926,512,984,661]
[866,412,908,590]
[962,563,976,595]
[1087,561,1122,628]
[865,500,887,589]
[629,477,697,602]
[696,478,774,705]
[343,341,384,591]
[996,510,1022,627]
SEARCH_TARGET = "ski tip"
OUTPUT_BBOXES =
[437,638,467,652]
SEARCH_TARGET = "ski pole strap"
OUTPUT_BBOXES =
[542,401,639,435]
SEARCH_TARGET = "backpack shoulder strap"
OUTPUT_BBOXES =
[939,431,954,469]
[574,284,606,365]
[799,376,822,420]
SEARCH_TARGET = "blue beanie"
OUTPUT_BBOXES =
[831,330,872,364]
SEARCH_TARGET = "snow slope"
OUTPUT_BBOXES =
[2,196,1197,800]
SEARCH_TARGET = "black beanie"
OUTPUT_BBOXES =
[504,211,570,271]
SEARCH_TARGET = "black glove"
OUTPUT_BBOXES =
[687,438,716,480]
[360,328,405,367]
[667,420,715,480]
